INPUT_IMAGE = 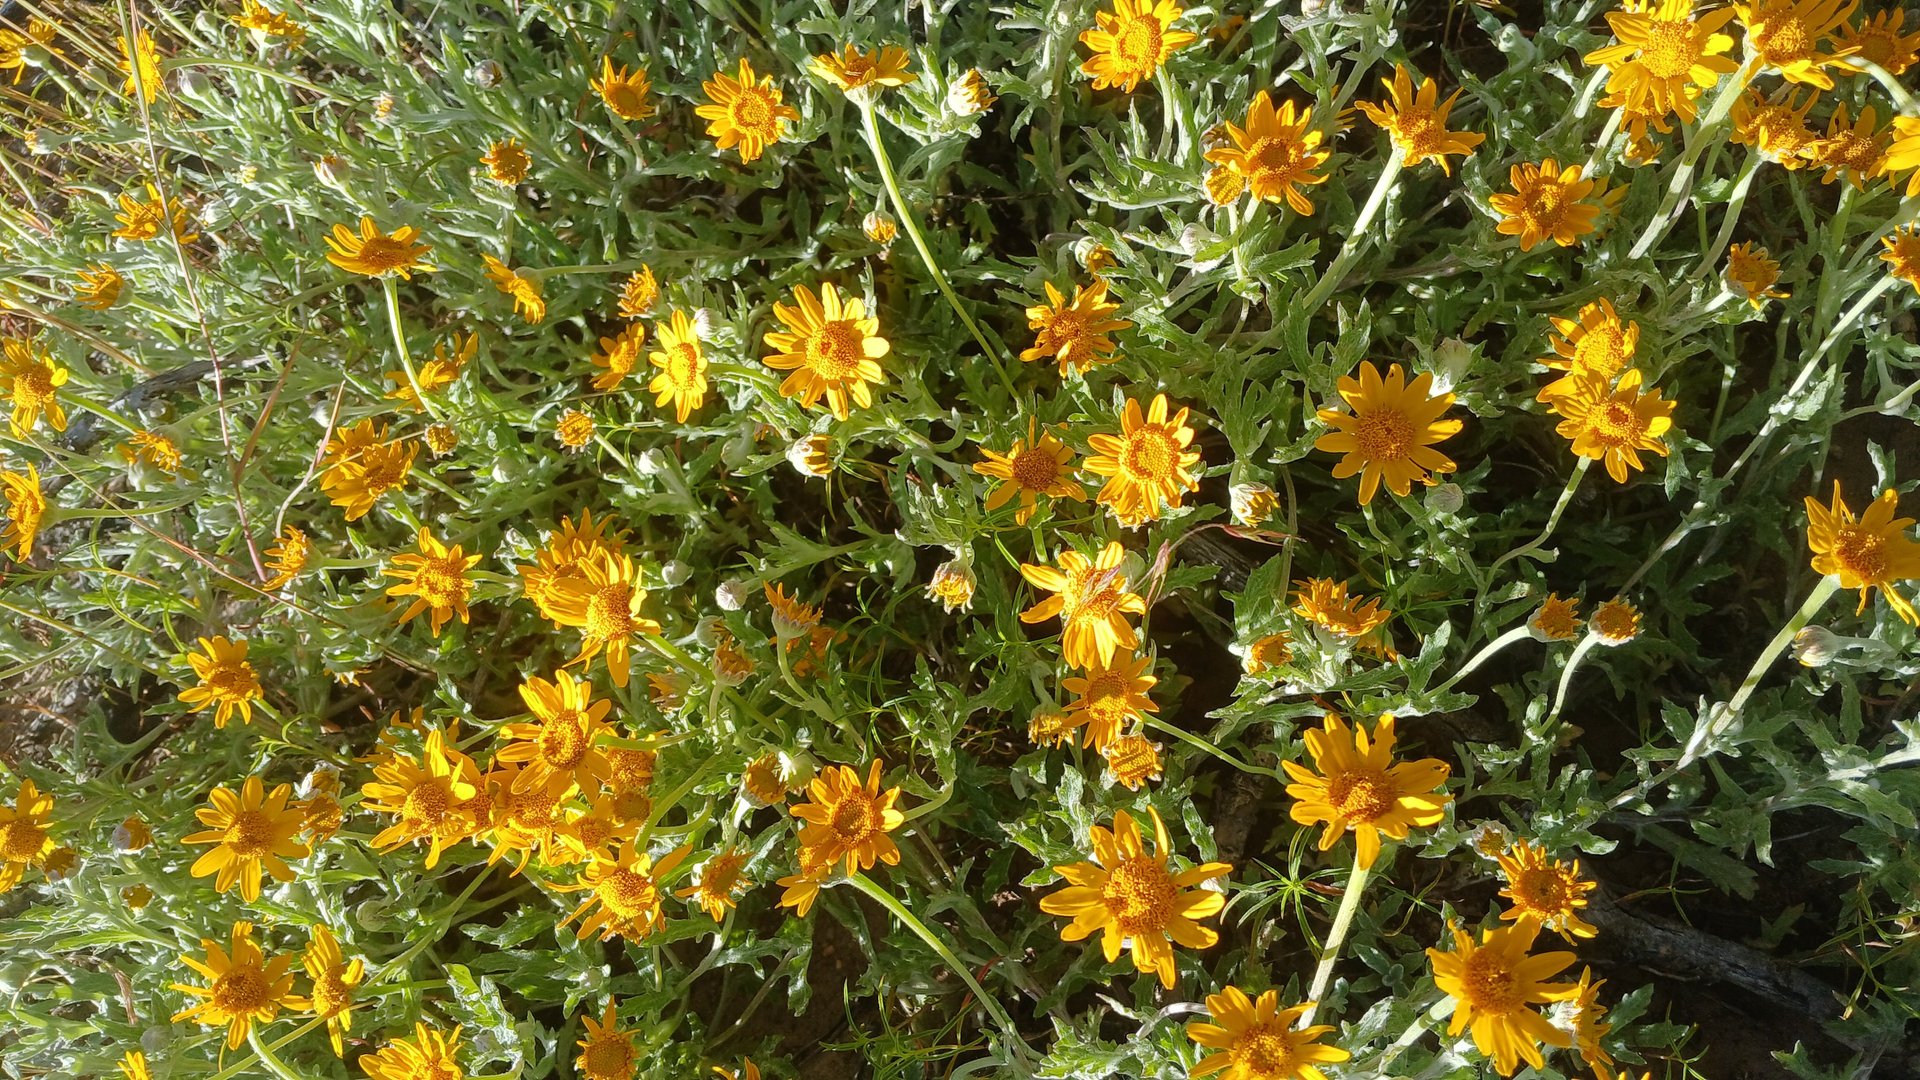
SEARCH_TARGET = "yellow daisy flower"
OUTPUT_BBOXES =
[170,922,298,1050]
[696,58,799,163]
[618,265,659,318]
[1020,279,1132,376]
[1732,86,1819,167]
[1,337,68,436]
[1591,597,1643,643]
[576,1000,639,1080]
[1186,986,1351,1080]
[1583,0,1739,125]
[761,282,889,420]
[1538,297,1638,401]
[2,463,44,561]
[301,924,362,1056]
[482,254,545,323]
[518,508,629,627]
[178,635,264,728]
[1085,393,1204,524]
[1018,540,1147,669]
[1242,630,1293,673]
[1528,593,1583,641]
[117,30,162,103]
[324,216,432,278]
[1490,159,1603,250]
[74,263,125,310]
[0,778,55,893]
[1102,735,1164,789]
[1736,0,1861,88]
[1808,101,1887,188]
[360,725,485,867]
[384,333,472,412]
[811,44,915,92]
[1550,368,1677,483]
[1204,92,1330,214]
[1313,361,1461,504]
[232,1,306,46]
[319,419,416,521]
[261,524,310,591]
[555,407,595,453]
[1804,481,1920,623]
[112,183,198,244]
[384,527,481,636]
[1496,840,1599,938]
[561,841,690,941]
[1427,919,1578,1076]
[1078,0,1198,93]
[1566,967,1616,1079]
[677,848,753,921]
[589,323,645,391]
[1282,712,1452,868]
[1292,577,1392,641]
[791,759,906,874]
[1882,223,1920,290]
[592,57,655,121]
[1353,64,1485,174]
[119,429,182,474]
[480,137,531,185]
[545,551,664,687]
[182,774,310,901]
[495,668,615,794]
[925,558,977,612]
[361,1023,466,1080]
[1835,8,1920,74]
[647,309,708,422]
[1060,650,1159,750]
[1037,806,1230,989]
[1726,242,1789,307]
[117,1051,150,1080]
[481,761,572,872]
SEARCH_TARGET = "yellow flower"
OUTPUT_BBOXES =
[482,254,545,323]
[1037,806,1230,989]
[1490,159,1603,250]
[791,759,906,874]
[1354,64,1485,174]
[117,1051,150,1080]
[0,778,55,893]
[183,774,310,901]
[975,420,1088,524]
[113,183,198,244]
[555,407,596,453]
[480,137,531,185]
[360,725,485,867]
[1,337,68,435]
[170,922,298,1050]
[1808,101,1886,188]
[1313,361,1460,504]
[1804,481,1920,623]
[1292,578,1391,642]
[1835,9,1920,74]
[617,264,659,318]
[1882,223,1920,291]
[1732,86,1819,167]
[647,309,709,422]
[810,44,915,92]
[863,211,897,244]
[1204,92,1330,214]
[1102,735,1164,790]
[232,1,306,46]
[1496,840,1599,938]
[1538,298,1638,401]
[545,551,664,687]
[592,57,655,121]
[261,524,310,590]
[925,558,977,612]
[1085,393,1203,524]
[1726,242,1789,307]
[1428,919,1578,1076]
[481,761,572,872]
[1231,482,1280,528]
[561,841,690,941]
[495,669,615,793]
[1566,967,1616,1078]
[1529,593,1583,641]
[1186,986,1351,1080]
[302,924,363,1056]
[119,429,182,474]
[1736,0,1861,88]
[361,1023,466,1080]
[761,282,889,420]
[1243,631,1293,673]
[948,69,997,115]
[178,635,264,728]
[117,31,162,103]
[1591,597,1643,643]
[384,527,481,636]
[113,815,153,852]
[588,323,645,392]
[1583,0,1738,125]
[75,263,124,309]
[518,508,629,627]
[1283,712,1451,868]
[696,58,799,163]
[2,463,44,561]
[324,216,432,278]
[1020,279,1132,376]
[714,1061,762,1080]
[677,848,753,920]
[576,1000,639,1080]
[1019,541,1147,669]
[1060,651,1159,750]
[1078,0,1197,93]
[319,419,416,521]
[1029,710,1074,747]
[1550,368,1677,483]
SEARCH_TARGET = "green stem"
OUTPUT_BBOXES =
[1435,624,1532,695]
[857,101,1019,402]
[1696,152,1761,279]
[1629,74,1743,259]
[1467,459,1589,644]
[1544,632,1601,728]
[1142,717,1285,781]
[846,872,1027,1052]
[246,1023,307,1080]
[382,277,440,421]
[1299,851,1372,1029]
[1297,145,1405,320]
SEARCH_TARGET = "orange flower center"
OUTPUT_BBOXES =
[211,964,274,1013]
[1246,136,1307,190]
[727,87,777,134]
[360,448,411,493]
[402,780,454,825]
[222,809,279,858]
[558,412,595,449]
[610,788,651,822]
[1593,603,1639,641]
[1518,177,1568,231]
[804,320,865,378]
[1393,110,1444,155]
[411,555,471,609]
[1112,16,1163,71]
[1231,1023,1299,1079]
[585,583,637,641]
[665,342,701,388]
[12,365,52,407]
[0,819,46,861]
[1757,18,1812,66]
[583,1034,636,1078]
[829,790,880,843]
[351,237,416,273]
[1460,949,1524,1015]
[597,868,657,919]
[1513,866,1571,913]
[205,662,258,700]
[538,715,589,768]
[1833,525,1888,580]
[1120,425,1179,482]
[606,83,646,117]
[1355,407,1416,460]
[312,971,353,1018]
[1640,20,1698,79]
[1571,325,1628,376]
[1823,130,1878,170]
[1590,401,1643,444]
[1101,856,1176,935]
[1326,768,1394,823]
[1042,308,1090,353]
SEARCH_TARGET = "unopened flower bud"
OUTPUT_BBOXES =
[661,559,691,586]
[948,69,997,116]
[863,211,897,245]
[715,579,752,611]
[788,434,833,477]
[925,558,976,612]
[1792,625,1839,667]
[312,154,349,189]
[1231,482,1279,528]
[1426,482,1464,515]
[1469,821,1511,858]
[469,59,504,88]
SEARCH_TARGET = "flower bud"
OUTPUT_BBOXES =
[925,558,976,612]
[1426,482,1464,515]
[947,69,997,116]
[312,154,349,190]
[469,59,504,88]
[1231,482,1279,528]
[1469,821,1511,859]
[715,579,752,611]
[788,434,833,477]
[863,211,897,245]
[660,559,691,586]
[1792,625,1839,667]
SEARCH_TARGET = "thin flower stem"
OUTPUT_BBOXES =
[1436,624,1532,695]
[1142,717,1286,781]
[1629,75,1743,259]
[1297,145,1405,321]
[206,1018,322,1080]
[858,102,1019,402]
[246,1023,308,1080]
[1466,459,1589,645]
[1353,994,1448,1074]
[381,278,441,422]
[845,871,1028,1052]
[1696,152,1760,278]
[1300,851,1372,1029]
[1545,632,1601,727]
